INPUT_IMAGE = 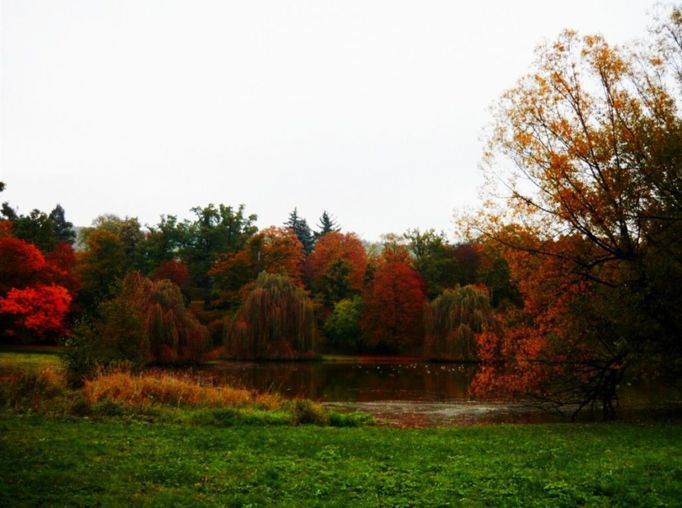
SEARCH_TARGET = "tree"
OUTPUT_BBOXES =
[226,272,316,359]
[81,272,210,367]
[285,208,314,254]
[404,229,459,299]
[77,227,129,313]
[211,226,305,307]
[472,10,682,416]
[0,237,75,341]
[150,259,191,290]
[181,204,258,298]
[314,211,340,241]
[139,215,190,272]
[1,203,76,252]
[324,296,363,352]
[0,285,72,338]
[48,205,76,244]
[361,251,426,353]
[424,285,496,361]
[306,231,367,307]
[0,238,48,294]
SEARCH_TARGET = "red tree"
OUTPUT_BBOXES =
[0,238,48,293]
[361,255,426,353]
[0,237,77,341]
[151,259,191,289]
[0,285,72,337]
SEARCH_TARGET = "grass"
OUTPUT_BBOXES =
[0,348,62,372]
[0,415,680,506]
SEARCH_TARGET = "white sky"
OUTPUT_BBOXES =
[0,0,661,240]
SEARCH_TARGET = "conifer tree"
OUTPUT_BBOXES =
[285,208,314,254]
[314,211,340,241]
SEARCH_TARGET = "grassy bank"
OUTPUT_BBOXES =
[0,415,680,506]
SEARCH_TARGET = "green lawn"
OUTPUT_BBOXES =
[0,348,62,372]
[1,415,680,507]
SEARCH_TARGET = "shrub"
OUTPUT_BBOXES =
[288,399,330,425]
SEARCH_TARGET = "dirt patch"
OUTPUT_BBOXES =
[322,401,563,427]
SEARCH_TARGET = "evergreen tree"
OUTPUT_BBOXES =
[314,211,340,241]
[48,204,76,244]
[285,208,314,254]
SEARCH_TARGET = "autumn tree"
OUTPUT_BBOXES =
[77,225,131,313]
[70,272,210,369]
[305,232,367,307]
[472,8,682,416]
[0,285,72,338]
[361,251,426,353]
[0,237,75,341]
[226,272,316,359]
[425,285,496,361]
[211,226,305,307]
[150,259,191,290]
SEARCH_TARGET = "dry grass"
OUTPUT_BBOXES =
[83,371,283,410]
[0,367,67,410]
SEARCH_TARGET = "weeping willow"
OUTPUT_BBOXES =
[226,272,316,359]
[425,285,495,361]
[102,272,210,363]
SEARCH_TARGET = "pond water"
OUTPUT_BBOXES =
[191,360,479,402]
[181,359,679,425]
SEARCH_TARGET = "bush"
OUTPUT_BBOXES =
[61,320,100,387]
[288,399,330,425]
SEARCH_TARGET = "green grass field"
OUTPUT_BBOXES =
[1,415,681,507]
[0,347,62,372]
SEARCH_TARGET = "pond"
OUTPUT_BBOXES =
[187,358,678,404]
[191,359,480,402]
[179,359,681,425]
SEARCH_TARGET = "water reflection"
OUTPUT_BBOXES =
[191,361,480,402]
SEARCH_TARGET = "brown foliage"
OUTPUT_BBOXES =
[305,232,367,295]
[361,255,426,353]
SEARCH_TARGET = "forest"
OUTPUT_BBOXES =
[1,6,682,423]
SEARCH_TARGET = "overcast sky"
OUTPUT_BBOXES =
[0,0,661,240]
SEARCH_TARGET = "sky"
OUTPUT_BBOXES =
[0,0,663,241]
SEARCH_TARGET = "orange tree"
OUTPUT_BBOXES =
[210,226,304,308]
[305,231,367,308]
[361,249,426,353]
[471,8,682,417]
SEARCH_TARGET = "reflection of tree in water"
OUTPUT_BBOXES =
[196,362,480,402]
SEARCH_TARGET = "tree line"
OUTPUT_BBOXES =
[1,5,680,418]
